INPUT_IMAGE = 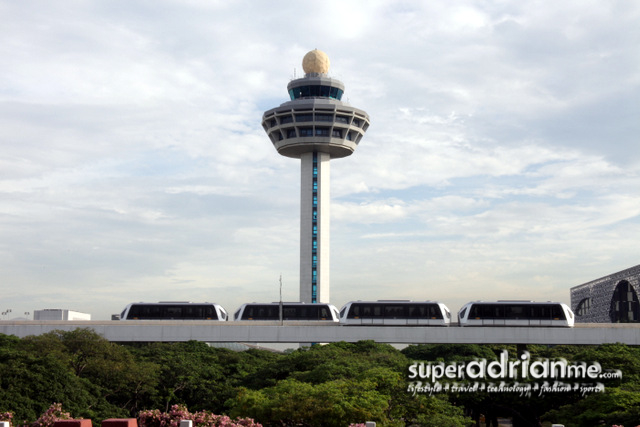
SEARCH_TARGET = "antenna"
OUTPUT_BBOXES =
[279,274,283,325]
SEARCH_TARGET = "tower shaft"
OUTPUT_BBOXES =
[300,151,330,303]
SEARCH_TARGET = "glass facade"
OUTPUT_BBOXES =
[289,85,344,100]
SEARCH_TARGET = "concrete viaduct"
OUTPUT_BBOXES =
[1,321,639,345]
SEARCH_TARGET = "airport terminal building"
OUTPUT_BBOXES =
[570,264,640,323]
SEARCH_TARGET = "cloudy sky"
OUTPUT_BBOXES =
[1,0,639,320]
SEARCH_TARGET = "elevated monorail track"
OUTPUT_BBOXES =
[1,321,639,345]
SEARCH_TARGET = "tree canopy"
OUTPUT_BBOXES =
[1,330,639,426]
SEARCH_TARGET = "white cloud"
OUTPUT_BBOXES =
[0,0,638,319]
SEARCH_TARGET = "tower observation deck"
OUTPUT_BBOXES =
[262,49,370,304]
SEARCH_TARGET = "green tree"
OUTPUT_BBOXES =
[0,340,94,422]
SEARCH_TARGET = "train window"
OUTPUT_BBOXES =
[207,306,217,319]
[361,305,372,317]
[301,306,312,319]
[384,305,404,318]
[470,304,505,319]
[551,304,565,320]
[407,305,424,318]
[459,307,468,319]
[505,305,527,319]
[372,305,383,317]
[348,305,360,318]
[431,305,444,319]
[283,306,297,319]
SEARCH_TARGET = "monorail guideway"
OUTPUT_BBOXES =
[2,321,639,345]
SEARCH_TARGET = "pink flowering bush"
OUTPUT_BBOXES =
[30,404,71,427]
[1,412,14,426]
[138,404,261,427]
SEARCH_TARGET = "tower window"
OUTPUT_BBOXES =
[332,129,342,138]
[290,85,343,100]
[286,129,297,138]
[295,114,313,122]
[315,114,333,122]
[315,128,330,136]
[299,128,313,137]
[280,115,293,124]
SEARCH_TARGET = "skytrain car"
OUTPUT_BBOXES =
[119,302,228,321]
[339,300,451,326]
[233,302,340,322]
[458,301,574,327]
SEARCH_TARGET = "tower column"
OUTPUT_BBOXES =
[300,151,330,303]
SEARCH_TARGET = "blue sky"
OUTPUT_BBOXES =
[1,0,639,320]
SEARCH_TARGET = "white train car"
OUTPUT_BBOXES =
[458,301,574,327]
[233,302,340,322]
[119,302,228,321]
[339,300,451,326]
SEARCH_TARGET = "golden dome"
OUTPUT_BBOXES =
[302,49,330,74]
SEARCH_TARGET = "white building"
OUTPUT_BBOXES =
[34,309,91,321]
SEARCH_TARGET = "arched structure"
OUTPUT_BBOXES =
[609,280,640,323]
[571,264,640,323]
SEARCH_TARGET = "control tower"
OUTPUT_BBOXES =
[261,49,370,304]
